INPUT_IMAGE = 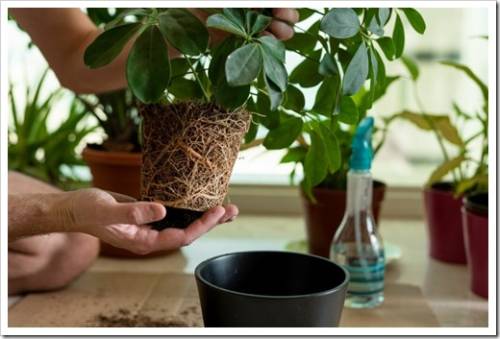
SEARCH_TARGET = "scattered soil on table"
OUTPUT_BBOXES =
[93,306,202,327]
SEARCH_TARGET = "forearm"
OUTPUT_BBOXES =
[8,193,71,241]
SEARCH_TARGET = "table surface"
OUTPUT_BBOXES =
[9,216,488,327]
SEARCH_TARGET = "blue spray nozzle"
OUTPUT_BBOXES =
[350,117,374,170]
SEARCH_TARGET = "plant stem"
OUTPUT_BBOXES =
[185,57,210,102]
[240,138,264,151]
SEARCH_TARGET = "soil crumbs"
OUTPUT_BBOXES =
[93,306,201,327]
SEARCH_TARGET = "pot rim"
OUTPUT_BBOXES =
[194,250,349,300]
[82,145,142,166]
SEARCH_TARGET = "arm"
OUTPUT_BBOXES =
[9,8,133,94]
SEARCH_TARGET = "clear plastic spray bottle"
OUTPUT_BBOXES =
[330,117,385,308]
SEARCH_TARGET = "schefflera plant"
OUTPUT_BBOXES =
[244,7,426,198]
[84,8,288,228]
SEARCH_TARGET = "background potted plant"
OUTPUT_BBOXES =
[8,69,97,189]
[387,55,488,266]
[257,7,426,257]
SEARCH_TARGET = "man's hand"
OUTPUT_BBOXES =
[9,188,238,255]
[63,189,237,255]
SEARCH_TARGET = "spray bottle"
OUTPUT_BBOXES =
[330,117,385,308]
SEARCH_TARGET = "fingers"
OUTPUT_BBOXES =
[105,202,166,226]
[219,204,239,223]
[183,206,226,245]
[273,8,299,23]
[106,191,137,203]
[268,8,299,40]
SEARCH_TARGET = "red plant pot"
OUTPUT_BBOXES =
[301,181,386,258]
[423,183,466,264]
[462,193,488,299]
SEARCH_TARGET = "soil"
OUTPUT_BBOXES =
[140,101,250,213]
[149,206,204,230]
[93,306,201,327]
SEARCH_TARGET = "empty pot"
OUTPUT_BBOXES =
[195,251,349,327]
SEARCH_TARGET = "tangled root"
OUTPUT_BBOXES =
[140,101,250,211]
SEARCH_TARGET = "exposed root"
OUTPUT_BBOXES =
[140,101,250,211]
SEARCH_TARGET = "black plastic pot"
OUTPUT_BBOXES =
[195,251,349,327]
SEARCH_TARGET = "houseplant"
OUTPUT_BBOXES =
[84,8,424,242]
[387,56,488,265]
[269,8,426,257]
[8,69,97,189]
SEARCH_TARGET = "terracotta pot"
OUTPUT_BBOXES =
[423,183,466,264]
[82,146,141,199]
[82,145,172,258]
[301,181,386,258]
[462,193,488,298]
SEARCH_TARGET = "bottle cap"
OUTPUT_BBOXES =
[350,117,374,170]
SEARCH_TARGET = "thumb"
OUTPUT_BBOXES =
[104,202,166,226]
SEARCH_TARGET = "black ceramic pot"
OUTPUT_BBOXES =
[195,251,349,327]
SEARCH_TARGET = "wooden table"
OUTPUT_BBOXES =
[9,216,488,327]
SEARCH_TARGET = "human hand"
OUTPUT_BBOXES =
[57,188,238,255]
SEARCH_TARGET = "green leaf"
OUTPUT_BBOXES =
[392,14,405,58]
[318,52,339,77]
[321,8,360,39]
[158,9,208,56]
[246,12,272,36]
[256,89,279,128]
[368,17,384,36]
[376,37,395,60]
[427,154,466,186]
[170,58,192,78]
[434,118,464,146]
[168,78,203,100]
[318,124,341,173]
[283,85,305,113]
[284,21,320,54]
[126,25,170,103]
[401,8,426,34]
[104,8,149,30]
[84,22,142,68]
[214,81,250,109]
[338,96,359,124]
[280,146,307,163]
[304,130,328,187]
[263,116,303,150]
[401,55,419,80]
[312,74,340,115]
[225,43,262,86]
[378,8,391,25]
[223,9,246,29]
[244,120,259,144]
[206,13,247,38]
[260,46,287,92]
[297,8,315,21]
[440,61,488,102]
[342,43,369,96]
[289,50,322,88]
[264,76,283,111]
[257,36,285,62]
[209,36,240,85]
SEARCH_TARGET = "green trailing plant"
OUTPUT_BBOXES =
[84,7,426,201]
[386,56,488,196]
[8,70,97,187]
